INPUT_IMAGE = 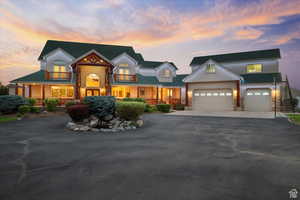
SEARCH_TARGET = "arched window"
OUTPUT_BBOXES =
[86,74,100,87]
[162,69,171,77]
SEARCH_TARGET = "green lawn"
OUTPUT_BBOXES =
[0,116,18,123]
[287,114,300,124]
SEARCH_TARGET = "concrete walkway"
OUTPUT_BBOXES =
[167,110,279,119]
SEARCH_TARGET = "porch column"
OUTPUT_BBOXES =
[236,80,240,107]
[15,84,18,95]
[179,88,182,105]
[29,85,32,98]
[137,86,140,98]
[75,64,80,99]
[22,84,25,97]
[42,85,45,100]
[161,88,163,102]
[185,83,188,106]
[156,86,159,104]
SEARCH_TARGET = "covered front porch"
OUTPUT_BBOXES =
[112,85,181,105]
[14,83,75,105]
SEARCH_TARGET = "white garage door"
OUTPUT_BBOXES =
[192,89,234,111]
[244,89,272,112]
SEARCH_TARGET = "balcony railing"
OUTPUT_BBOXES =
[114,74,137,82]
[45,72,72,80]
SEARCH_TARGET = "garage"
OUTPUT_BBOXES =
[192,89,234,111]
[244,88,272,112]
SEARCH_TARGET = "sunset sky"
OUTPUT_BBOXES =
[0,0,300,89]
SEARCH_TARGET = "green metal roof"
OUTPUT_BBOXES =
[11,70,75,84]
[190,49,281,66]
[112,74,187,86]
[141,61,178,70]
[38,40,144,63]
[241,73,282,84]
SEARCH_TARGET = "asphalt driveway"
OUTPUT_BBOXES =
[0,113,300,200]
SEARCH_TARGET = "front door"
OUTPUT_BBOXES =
[86,89,100,96]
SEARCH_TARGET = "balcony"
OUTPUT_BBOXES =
[114,74,137,82]
[45,71,72,80]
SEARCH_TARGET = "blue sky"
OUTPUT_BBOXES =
[0,0,300,89]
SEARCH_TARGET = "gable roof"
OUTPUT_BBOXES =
[141,61,178,70]
[38,40,144,63]
[11,70,75,84]
[190,49,281,66]
[241,73,282,84]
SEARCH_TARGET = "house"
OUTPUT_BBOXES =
[11,40,187,105]
[183,49,284,112]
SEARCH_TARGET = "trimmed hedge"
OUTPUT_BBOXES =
[65,101,78,108]
[44,98,59,112]
[18,105,31,115]
[122,97,146,103]
[116,101,145,121]
[67,104,89,122]
[30,106,41,113]
[156,104,171,113]
[174,104,185,110]
[0,95,27,114]
[145,104,157,112]
[83,96,116,119]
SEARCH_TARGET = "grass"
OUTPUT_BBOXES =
[287,114,300,124]
[0,116,18,123]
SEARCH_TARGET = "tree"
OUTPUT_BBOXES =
[0,82,9,95]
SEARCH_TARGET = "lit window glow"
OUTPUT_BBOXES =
[86,74,100,87]
[247,64,262,73]
[162,69,171,78]
[200,93,206,96]
[263,92,270,96]
[226,93,232,96]
[220,93,225,96]
[207,93,212,96]
[194,92,200,96]
[213,93,218,96]
[53,65,67,79]
[254,92,261,95]
[247,92,253,96]
[51,86,73,98]
[206,64,216,73]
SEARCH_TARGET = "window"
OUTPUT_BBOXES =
[162,69,171,78]
[112,87,131,98]
[254,92,261,95]
[247,92,253,96]
[86,74,100,87]
[220,93,225,96]
[119,68,130,80]
[206,64,216,73]
[247,64,262,73]
[213,93,218,96]
[200,93,206,96]
[226,93,232,96]
[51,86,74,98]
[207,93,212,96]
[53,65,67,79]
[263,92,270,96]
[119,63,129,67]
[194,92,200,97]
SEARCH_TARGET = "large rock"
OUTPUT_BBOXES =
[136,119,143,127]
[89,119,99,128]
[103,114,114,122]
[66,122,76,129]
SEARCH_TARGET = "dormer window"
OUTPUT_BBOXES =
[162,69,171,78]
[247,64,262,73]
[53,65,67,79]
[206,64,216,73]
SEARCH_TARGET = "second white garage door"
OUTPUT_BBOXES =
[244,89,272,112]
[192,89,234,111]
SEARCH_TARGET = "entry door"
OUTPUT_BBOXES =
[244,89,272,112]
[192,89,233,111]
[86,89,100,96]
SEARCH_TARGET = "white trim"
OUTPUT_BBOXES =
[183,59,241,82]
[40,48,75,61]
[111,52,138,66]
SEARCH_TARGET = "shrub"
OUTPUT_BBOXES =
[0,95,27,114]
[83,96,116,119]
[156,104,171,113]
[26,98,36,107]
[65,101,78,108]
[116,101,145,121]
[174,104,185,110]
[0,85,8,95]
[67,104,90,122]
[122,97,146,103]
[44,98,59,112]
[144,104,157,113]
[30,106,41,113]
[18,105,30,115]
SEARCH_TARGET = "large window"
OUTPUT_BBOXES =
[51,86,74,98]
[112,87,130,98]
[119,68,130,80]
[53,65,67,79]
[86,74,100,87]
[206,64,216,73]
[247,64,262,73]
